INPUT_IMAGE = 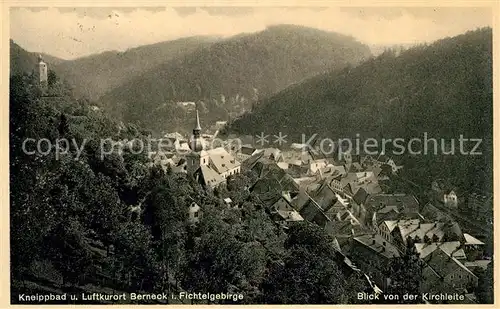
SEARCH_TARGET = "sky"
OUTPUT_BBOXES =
[10,6,493,60]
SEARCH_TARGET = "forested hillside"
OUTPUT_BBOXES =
[52,36,220,101]
[10,40,66,76]
[98,24,372,134]
[10,71,366,304]
[227,28,493,195]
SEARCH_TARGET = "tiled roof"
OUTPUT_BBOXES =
[354,233,400,259]
[415,241,461,259]
[365,193,419,212]
[207,147,240,174]
[423,247,477,281]
[198,165,224,187]
[276,209,304,222]
[383,220,399,232]
[463,260,491,271]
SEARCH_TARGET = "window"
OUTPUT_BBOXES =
[194,212,199,218]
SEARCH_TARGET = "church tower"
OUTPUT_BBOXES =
[186,110,209,173]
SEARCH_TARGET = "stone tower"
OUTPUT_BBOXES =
[38,55,48,85]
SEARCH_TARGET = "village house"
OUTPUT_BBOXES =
[235,144,256,162]
[420,247,478,295]
[463,260,491,273]
[348,233,400,290]
[443,190,458,208]
[462,233,485,261]
[269,192,304,227]
[307,159,328,175]
[364,193,420,216]
[254,148,284,163]
[188,202,201,225]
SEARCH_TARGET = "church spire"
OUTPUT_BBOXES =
[194,109,201,133]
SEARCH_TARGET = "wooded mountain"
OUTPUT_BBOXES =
[98,24,372,134]
[52,36,220,101]
[10,40,65,76]
[227,28,493,194]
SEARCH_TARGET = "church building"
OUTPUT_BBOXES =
[186,110,241,188]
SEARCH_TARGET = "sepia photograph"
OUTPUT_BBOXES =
[8,4,495,305]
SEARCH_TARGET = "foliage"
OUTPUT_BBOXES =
[384,241,424,304]
[228,28,493,195]
[98,25,371,134]
[475,260,493,304]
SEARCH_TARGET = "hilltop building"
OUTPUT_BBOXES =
[38,55,48,85]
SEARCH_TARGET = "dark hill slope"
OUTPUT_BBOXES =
[228,28,492,141]
[227,28,492,194]
[10,40,65,76]
[98,24,372,133]
[52,36,220,101]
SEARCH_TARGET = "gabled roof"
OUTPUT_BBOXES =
[463,233,484,245]
[352,187,369,205]
[365,193,419,213]
[276,209,304,222]
[325,220,354,237]
[463,260,491,271]
[310,180,338,212]
[197,165,224,187]
[207,147,240,174]
[240,144,256,155]
[415,241,462,259]
[382,220,399,232]
[423,247,477,281]
[354,233,400,259]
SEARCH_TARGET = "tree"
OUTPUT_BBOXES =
[47,69,58,86]
[476,260,493,303]
[260,222,358,304]
[58,113,70,137]
[385,242,424,304]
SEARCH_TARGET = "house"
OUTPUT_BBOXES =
[414,241,466,260]
[383,218,465,252]
[308,159,328,175]
[177,101,197,109]
[349,233,400,289]
[385,158,403,174]
[419,203,453,222]
[269,192,304,225]
[443,190,458,208]
[236,144,257,162]
[324,220,370,253]
[463,233,485,261]
[255,148,283,162]
[352,187,369,206]
[188,202,201,224]
[463,260,491,272]
[420,247,478,294]
[364,194,419,214]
